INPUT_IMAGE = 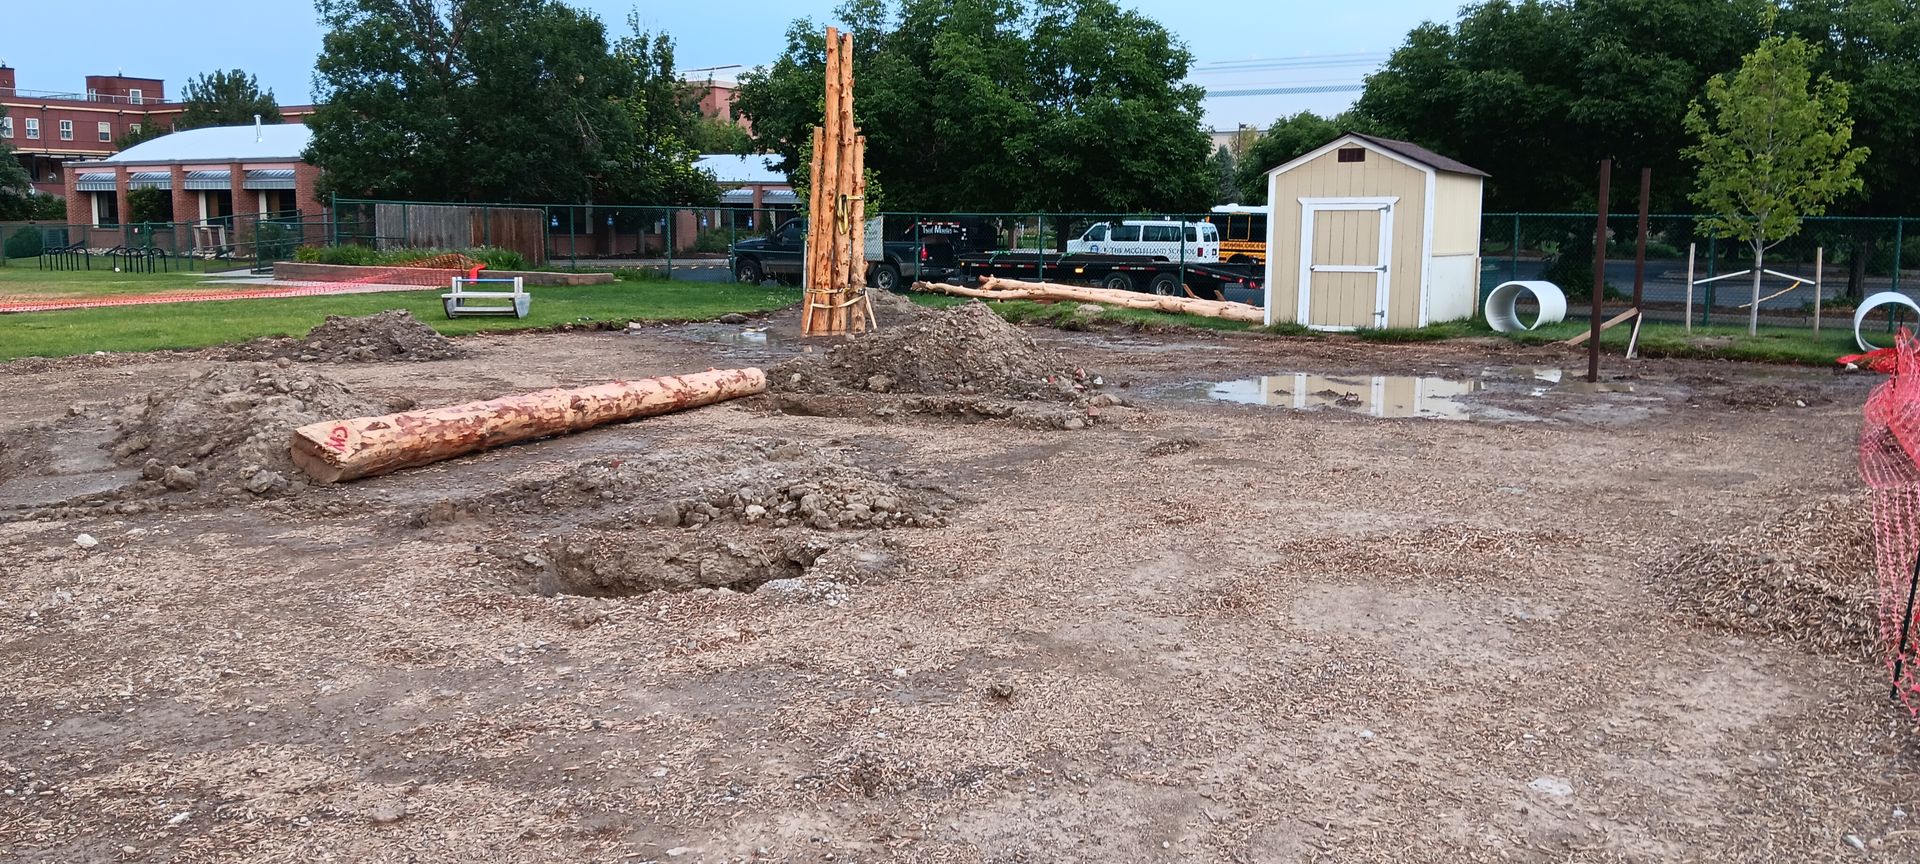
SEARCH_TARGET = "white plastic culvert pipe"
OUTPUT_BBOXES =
[1852,291,1920,352]
[1484,281,1568,333]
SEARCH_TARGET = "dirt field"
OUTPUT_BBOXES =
[2,305,1915,863]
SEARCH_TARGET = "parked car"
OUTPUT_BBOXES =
[729,218,960,291]
[1065,219,1221,264]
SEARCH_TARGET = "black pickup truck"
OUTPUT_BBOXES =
[728,218,963,291]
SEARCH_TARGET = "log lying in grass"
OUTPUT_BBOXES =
[290,368,767,483]
[912,277,1266,324]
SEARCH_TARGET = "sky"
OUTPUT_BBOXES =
[1,1,1458,131]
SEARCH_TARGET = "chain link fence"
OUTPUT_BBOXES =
[1480,213,1912,330]
[0,211,329,272]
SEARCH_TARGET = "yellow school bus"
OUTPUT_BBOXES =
[1207,204,1269,265]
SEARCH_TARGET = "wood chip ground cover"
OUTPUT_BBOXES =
[0,316,1914,862]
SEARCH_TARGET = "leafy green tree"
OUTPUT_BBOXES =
[604,20,719,204]
[688,116,754,155]
[307,0,712,205]
[128,187,174,224]
[1210,146,1238,205]
[1232,111,1344,204]
[115,122,169,150]
[0,104,35,220]
[1782,0,1920,296]
[1685,34,1867,335]
[735,0,1212,216]
[1354,0,1773,211]
[175,70,284,130]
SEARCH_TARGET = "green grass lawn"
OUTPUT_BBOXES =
[0,276,799,361]
[0,266,227,299]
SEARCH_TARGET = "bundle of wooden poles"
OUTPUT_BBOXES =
[801,26,870,337]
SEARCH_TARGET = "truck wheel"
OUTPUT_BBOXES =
[734,257,764,285]
[1101,272,1136,292]
[871,262,902,293]
[1149,273,1183,296]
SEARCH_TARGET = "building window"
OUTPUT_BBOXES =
[93,191,120,227]
[129,123,141,136]
[0,117,10,138]
[59,120,73,141]
[1337,147,1366,163]
[25,118,39,139]
[128,88,143,105]
[99,122,112,142]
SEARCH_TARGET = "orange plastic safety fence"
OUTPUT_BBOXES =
[1858,327,1920,713]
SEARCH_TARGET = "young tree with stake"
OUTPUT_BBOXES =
[1683,33,1867,336]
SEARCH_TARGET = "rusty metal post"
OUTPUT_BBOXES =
[1632,167,1650,313]
[1589,159,1611,383]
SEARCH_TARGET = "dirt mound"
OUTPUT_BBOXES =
[411,436,955,530]
[1650,495,1875,654]
[533,531,831,596]
[867,288,934,326]
[775,301,1092,401]
[229,310,462,363]
[112,362,390,497]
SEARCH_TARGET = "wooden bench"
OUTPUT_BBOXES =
[442,276,530,318]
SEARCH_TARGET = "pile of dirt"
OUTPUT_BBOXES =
[1650,494,1875,654]
[524,528,904,597]
[411,436,955,531]
[112,362,391,497]
[229,310,463,363]
[775,300,1093,401]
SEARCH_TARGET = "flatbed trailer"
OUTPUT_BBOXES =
[952,251,1263,303]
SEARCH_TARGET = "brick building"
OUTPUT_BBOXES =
[62,122,322,251]
[0,65,315,197]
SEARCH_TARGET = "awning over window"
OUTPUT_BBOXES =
[128,172,171,190]
[244,169,297,190]
[182,170,232,190]
[75,172,115,192]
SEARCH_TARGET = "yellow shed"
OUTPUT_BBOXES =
[1262,133,1488,330]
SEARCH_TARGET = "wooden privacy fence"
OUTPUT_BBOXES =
[374,204,547,264]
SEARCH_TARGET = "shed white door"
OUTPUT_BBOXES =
[1297,199,1394,330]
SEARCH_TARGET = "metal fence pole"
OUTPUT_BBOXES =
[569,206,577,270]
[665,208,675,280]
[1703,236,1717,327]
[1896,216,1906,293]
[1510,213,1520,283]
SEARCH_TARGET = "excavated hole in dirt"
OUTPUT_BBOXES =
[519,528,905,598]
[411,436,957,531]
[228,310,464,363]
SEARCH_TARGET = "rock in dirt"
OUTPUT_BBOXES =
[717,312,751,325]
[228,310,463,363]
[774,301,1093,401]
[1648,494,1873,655]
[111,363,387,497]
[74,534,99,549]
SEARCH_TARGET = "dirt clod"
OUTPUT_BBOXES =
[229,310,463,363]
[775,301,1092,401]
[112,363,387,496]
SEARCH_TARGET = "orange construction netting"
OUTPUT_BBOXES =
[1854,328,1920,712]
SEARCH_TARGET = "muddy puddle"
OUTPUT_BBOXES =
[668,324,790,349]
[1163,368,1634,421]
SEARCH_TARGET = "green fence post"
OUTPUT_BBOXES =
[665,208,674,280]
[1510,214,1520,283]
[1036,214,1044,281]
[569,206,577,270]
[1895,216,1905,294]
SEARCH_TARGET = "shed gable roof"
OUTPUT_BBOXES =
[1264,133,1489,179]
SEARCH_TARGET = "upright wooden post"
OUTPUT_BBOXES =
[1684,242,1696,334]
[803,126,826,333]
[1813,246,1824,336]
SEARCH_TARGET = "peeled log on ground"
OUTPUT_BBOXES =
[290,368,768,484]
[912,277,1266,324]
